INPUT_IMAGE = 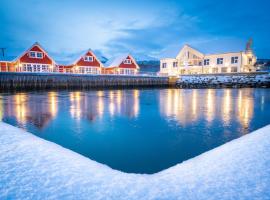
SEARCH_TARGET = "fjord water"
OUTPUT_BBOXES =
[1,88,269,174]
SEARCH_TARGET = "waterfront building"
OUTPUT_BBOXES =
[0,42,56,73]
[16,42,56,73]
[57,50,103,74]
[159,39,257,76]
[0,43,140,75]
[103,54,139,75]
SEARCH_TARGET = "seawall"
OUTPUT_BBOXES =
[0,72,169,90]
[176,72,270,88]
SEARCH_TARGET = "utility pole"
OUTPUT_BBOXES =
[0,48,6,57]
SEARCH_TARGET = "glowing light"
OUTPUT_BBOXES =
[48,92,58,118]
[0,96,3,121]
[133,90,139,117]
[222,89,231,125]
[206,89,215,124]
[237,90,254,129]
[14,93,27,125]
[70,92,82,120]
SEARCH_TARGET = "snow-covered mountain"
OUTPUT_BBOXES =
[132,53,158,62]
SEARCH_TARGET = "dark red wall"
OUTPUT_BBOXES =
[19,45,53,64]
[76,51,101,67]
[118,56,137,69]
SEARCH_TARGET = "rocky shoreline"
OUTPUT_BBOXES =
[176,73,270,88]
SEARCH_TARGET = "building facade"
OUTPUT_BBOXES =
[103,54,139,75]
[0,43,56,73]
[160,40,257,76]
[57,50,103,74]
[0,43,140,75]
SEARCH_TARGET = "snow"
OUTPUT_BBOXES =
[0,122,270,200]
[105,54,129,68]
[178,74,270,84]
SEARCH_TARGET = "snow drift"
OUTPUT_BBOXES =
[0,122,270,200]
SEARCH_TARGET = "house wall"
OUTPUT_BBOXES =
[160,47,257,75]
[19,46,53,65]
[76,52,101,67]
[118,56,137,69]
[203,52,242,73]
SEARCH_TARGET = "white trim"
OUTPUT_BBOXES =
[123,59,132,64]
[83,56,94,62]
[29,51,44,59]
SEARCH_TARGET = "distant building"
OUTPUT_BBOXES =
[103,54,139,75]
[159,39,257,76]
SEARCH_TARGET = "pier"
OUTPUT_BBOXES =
[0,72,169,90]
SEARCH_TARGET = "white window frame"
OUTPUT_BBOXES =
[84,56,94,62]
[29,51,43,59]
[173,62,178,68]
[162,63,167,68]
[231,56,238,64]
[123,59,132,64]
[204,59,210,66]
[217,58,223,65]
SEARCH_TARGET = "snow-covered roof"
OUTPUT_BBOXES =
[16,42,55,63]
[104,53,129,68]
[56,49,107,66]
[0,55,16,62]
[1,121,270,199]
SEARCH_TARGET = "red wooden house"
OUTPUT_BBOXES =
[57,49,103,74]
[14,42,56,73]
[103,54,139,75]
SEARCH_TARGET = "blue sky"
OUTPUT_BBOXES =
[0,0,269,60]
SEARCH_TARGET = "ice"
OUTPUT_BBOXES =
[1,122,270,200]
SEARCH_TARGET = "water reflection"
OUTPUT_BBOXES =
[0,95,3,121]
[160,89,254,128]
[0,89,257,131]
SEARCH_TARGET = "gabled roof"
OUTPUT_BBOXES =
[176,44,204,59]
[104,53,139,69]
[15,42,55,63]
[56,49,105,67]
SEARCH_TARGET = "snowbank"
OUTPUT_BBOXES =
[0,122,270,200]
[177,73,270,88]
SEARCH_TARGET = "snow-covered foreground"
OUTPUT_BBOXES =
[0,122,270,200]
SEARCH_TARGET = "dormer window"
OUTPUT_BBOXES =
[84,56,94,62]
[123,59,132,64]
[29,51,43,59]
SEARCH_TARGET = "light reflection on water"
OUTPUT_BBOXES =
[0,88,269,173]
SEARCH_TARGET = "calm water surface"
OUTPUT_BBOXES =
[1,88,270,174]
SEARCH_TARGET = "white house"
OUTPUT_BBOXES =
[160,39,257,76]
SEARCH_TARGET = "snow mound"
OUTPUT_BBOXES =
[0,122,270,200]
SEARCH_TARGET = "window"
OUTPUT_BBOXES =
[162,63,167,68]
[231,67,238,72]
[29,52,36,58]
[217,58,223,65]
[29,51,43,59]
[221,67,227,73]
[37,52,43,58]
[204,59,210,66]
[123,59,132,64]
[231,56,238,64]
[248,58,253,64]
[84,56,94,62]
[212,68,218,73]
[173,62,178,68]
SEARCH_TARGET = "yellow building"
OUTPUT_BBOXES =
[160,39,257,76]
